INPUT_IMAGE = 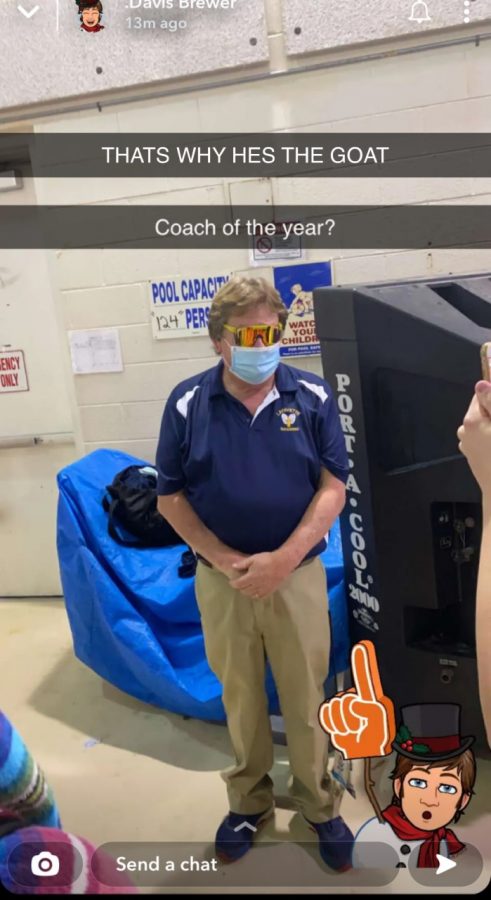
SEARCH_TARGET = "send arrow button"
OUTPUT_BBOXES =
[411,842,482,886]
[436,854,457,875]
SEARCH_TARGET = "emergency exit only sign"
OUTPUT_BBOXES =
[0,349,29,393]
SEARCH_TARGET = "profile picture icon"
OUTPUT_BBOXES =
[78,0,105,32]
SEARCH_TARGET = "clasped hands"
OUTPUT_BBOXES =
[220,550,295,600]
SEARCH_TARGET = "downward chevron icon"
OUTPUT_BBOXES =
[17,5,40,17]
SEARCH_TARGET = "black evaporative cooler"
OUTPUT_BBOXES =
[314,275,491,756]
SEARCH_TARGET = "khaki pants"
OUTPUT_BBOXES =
[195,556,334,823]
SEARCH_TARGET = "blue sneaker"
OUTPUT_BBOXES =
[304,815,354,872]
[215,808,274,863]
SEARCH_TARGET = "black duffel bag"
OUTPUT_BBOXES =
[102,464,183,549]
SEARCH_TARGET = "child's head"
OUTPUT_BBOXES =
[390,750,476,831]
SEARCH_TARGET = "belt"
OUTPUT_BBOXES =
[197,554,317,570]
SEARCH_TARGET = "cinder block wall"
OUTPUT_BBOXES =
[1,1,491,111]
[27,12,491,463]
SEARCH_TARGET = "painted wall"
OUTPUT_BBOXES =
[2,2,490,595]
[27,36,491,464]
[0,173,80,595]
[1,1,490,113]
[282,0,490,55]
[0,0,268,111]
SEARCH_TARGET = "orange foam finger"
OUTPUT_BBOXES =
[352,640,385,701]
[318,700,334,736]
[326,696,349,735]
[339,692,363,732]
[381,695,397,752]
[348,695,396,757]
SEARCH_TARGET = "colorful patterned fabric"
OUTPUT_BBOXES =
[0,826,136,894]
[0,712,136,893]
[0,712,60,835]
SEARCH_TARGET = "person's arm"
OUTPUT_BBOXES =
[230,383,349,597]
[476,497,491,744]
[276,380,350,566]
[157,491,248,575]
[458,381,491,744]
[275,466,346,569]
[230,468,346,597]
[155,389,248,576]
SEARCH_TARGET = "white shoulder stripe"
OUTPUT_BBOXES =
[176,385,200,419]
[298,379,328,404]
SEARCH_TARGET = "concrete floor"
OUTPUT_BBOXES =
[1,598,490,894]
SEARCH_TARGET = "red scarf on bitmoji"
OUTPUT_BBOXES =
[382,804,465,868]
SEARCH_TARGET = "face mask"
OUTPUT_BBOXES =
[229,343,281,385]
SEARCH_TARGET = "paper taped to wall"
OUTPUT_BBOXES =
[69,328,123,375]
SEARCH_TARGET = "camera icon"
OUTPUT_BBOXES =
[30,851,60,877]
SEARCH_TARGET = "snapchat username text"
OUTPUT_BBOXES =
[126,0,238,8]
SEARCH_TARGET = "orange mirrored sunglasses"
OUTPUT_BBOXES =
[223,324,284,347]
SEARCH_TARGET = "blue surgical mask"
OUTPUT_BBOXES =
[229,343,281,385]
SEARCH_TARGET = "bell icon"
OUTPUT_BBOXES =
[409,1,431,23]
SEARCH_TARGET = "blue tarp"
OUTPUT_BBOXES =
[57,449,349,723]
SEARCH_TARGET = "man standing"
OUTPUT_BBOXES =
[156,276,354,870]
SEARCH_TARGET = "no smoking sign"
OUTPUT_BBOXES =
[250,221,303,265]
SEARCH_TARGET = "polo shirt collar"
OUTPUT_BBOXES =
[210,359,298,397]
[275,362,299,394]
[209,359,227,397]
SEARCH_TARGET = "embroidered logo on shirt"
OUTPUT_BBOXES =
[278,407,301,432]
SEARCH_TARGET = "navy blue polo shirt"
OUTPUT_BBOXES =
[156,360,349,560]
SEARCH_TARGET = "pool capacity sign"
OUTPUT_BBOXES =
[149,273,230,339]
